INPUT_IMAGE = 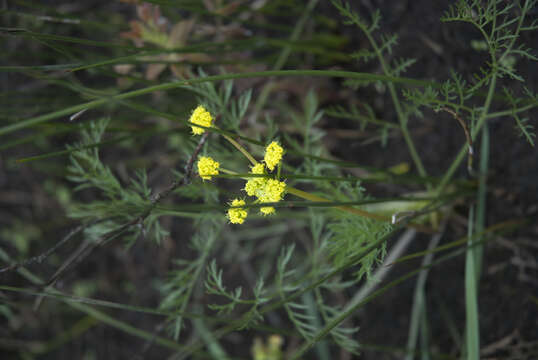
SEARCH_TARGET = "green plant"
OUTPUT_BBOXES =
[0,1,536,359]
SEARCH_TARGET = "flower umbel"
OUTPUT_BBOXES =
[244,163,266,197]
[197,156,220,180]
[227,199,248,224]
[257,179,286,216]
[260,206,275,215]
[257,179,286,203]
[189,105,213,135]
[264,141,283,171]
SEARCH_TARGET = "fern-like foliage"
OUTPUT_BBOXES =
[442,0,537,86]
[159,217,222,339]
[66,118,167,244]
[404,0,537,145]
[503,86,536,146]
[310,211,361,354]
[276,244,319,340]
[326,182,392,280]
[205,258,269,329]
[331,0,416,79]
[180,69,252,131]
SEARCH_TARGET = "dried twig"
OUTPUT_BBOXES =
[0,220,99,274]
[44,132,209,282]
[3,132,208,293]
[439,107,474,173]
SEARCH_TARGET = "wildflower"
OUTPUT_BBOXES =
[243,162,286,215]
[189,105,213,135]
[227,199,248,224]
[253,178,286,216]
[260,206,275,215]
[257,179,286,203]
[244,163,266,197]
[197,156,219,180]
[264,141,283,171]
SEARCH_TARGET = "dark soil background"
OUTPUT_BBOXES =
[1,0,537,359]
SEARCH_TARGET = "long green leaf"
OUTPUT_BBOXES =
[0,70,437,137]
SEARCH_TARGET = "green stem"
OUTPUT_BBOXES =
[221,168,433,232]
[363,30,427,178]
[436,75,497,194]
[253,0,320,115]
[221,132,258,166]
[221,167,387,221]
[285,186,388,222]
[487,103,536,118]
[0,70,435,137]
[437,4,500,195]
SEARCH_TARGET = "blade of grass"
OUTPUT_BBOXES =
[464,206,479,360]
[436,294,462,349]
[463,125,489,360]
[288,244,468,360]
[343,228,416,313]
[405,226,445,360]
[0,70,437,137]
[192,314,231,360]
[0,252,191,353]
[474,125,489,278]
[171,213,518,359]
[419,291,431,360]
[391,218,526,266]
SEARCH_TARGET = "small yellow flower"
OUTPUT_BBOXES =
[189,105,213,135]
[257,179,286,203]
[264,141,283,171]
[197,156,219,180]
[251,163,265,174]
[244,163,266,197]
[254,179,286,215]
[227,199,248,224]
[260,206,275,215]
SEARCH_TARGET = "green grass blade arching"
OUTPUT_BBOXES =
[0,70,437,137]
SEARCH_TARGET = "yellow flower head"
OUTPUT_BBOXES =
[251,163,265,174]
[260,206,275,216]
[257,179,286,203]
[227,199,248,224]
[244,163,266,197]
[264,141,284,171]
[197,156,219,180]
[243,163,285,216]
[189,105,213,135]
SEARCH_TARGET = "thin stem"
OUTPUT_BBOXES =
[436,75,497,194]
[362,30,427,178]
[0,70,436,137]
[253,0,320,116]
[285,186,388,222]
[487,103,536,118]
[221,168,387,221]
[499,0,530,62]
[221,133,257,166]
[436,4,501,194]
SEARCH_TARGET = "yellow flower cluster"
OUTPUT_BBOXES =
[244,163,266,197]
[252,335,283,360]
[227,199,248,224]
[194,134,286,223]
[189,105,213,135]
[244,162,286,216]
[197,156,220,180]
[264,141,284,171]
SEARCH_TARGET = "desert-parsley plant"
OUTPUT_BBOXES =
[5,0,534,358]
